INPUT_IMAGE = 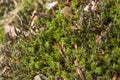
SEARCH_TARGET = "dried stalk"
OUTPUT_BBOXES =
[74,60,86,80]
[56,43,66,60]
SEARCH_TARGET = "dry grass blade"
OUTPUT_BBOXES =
[0,55,4,63]
[0,67,8,76]
[58,47,66,60]
[56,44,66,60]
[35,13,54,17]
[74,60,86,80]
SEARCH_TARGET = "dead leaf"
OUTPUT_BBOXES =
[4,24,17,38]
[45,1,58,10]
[84,5,90,12]
[91,1,97,11]
[23,31,30,37]
[10,26,17,38]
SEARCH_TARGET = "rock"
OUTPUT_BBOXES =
[33,74,47,80]
[34,75,41,80]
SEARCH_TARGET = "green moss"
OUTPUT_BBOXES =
[0,0,120,79]
[0,27,4,44]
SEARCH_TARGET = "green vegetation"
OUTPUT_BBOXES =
[0,0,120,80]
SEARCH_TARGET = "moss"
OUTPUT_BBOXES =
[0,0,120,79]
